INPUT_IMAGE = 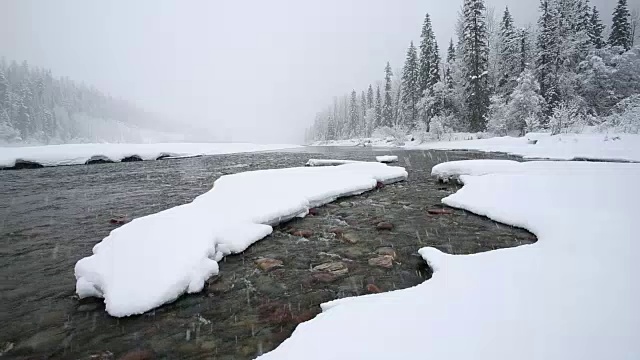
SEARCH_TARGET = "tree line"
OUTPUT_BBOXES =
[0,58,178,144]
[307,0,640,142]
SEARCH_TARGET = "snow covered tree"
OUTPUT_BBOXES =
[507,69,545,134]
[401,42,420,128]
[497,7,521,96]
[348,90,359,138]
[461,0,490,132]
[382,62,394,127]
[367,85,374,109]
[609,0,632,50]
[589,6,606,49]
[419,14,437,96]
[445,39,456,87]
[375,85,382,128]
[536,0,560,119]
[360,90,367,136]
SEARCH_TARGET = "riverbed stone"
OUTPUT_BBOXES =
[368,255,394,269]
[376,247,397,259]
[292,229,313,238]
[342,232,359,244]
[118,349,155,360]
[427,208,454,215]
[376,222,394,231]
[255,258,283,271]
[312,261,348,276]
[366,284,382,293]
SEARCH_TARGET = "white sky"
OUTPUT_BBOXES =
[0,0,627,143]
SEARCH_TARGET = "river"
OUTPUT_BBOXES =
[0,147,534,359]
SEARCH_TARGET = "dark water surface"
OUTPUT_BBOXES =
[0,147,535,359]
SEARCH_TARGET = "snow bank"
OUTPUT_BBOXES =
[259,160,640,360]
[375,155,398,163]
[0,142,301,168]
[305,159,361,166]
[407,132,640,162]
[75,162,408,317]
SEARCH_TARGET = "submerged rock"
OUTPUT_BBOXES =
[368,255,394,269]
[255,258,283,272]
[376,222,394,231]
[312,261,348,276]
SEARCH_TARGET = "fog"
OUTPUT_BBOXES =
[0,0,622,144]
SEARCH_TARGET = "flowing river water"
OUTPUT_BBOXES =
[0,147,535,359]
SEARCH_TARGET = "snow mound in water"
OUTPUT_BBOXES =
[74,162,408,317]
[258,160,640,360]
[0,142,301,168]
[375,155,398,163]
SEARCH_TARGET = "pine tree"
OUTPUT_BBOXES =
[445,39,456,88]
[375,85,382,128]
[367,85,374,109]
[589,6,605,49]
[401,42,420,128]
[609,0,632,50]
[349,90,359,138]
[429,41,442,90]
[419,14,437,96]
[360,90,367,135]
[519,28,531,73]
[382,62,394,127]
[497,7,520,96]
[536,0,560,120]
[462,0,490,132]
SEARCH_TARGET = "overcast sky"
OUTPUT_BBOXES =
[0,0,627,143]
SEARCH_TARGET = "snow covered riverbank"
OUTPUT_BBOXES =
[0,142,302,168]
[259,160,640,359]
[74,162,408,317]
[312,132,640,162]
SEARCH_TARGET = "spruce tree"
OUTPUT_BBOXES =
[429,41,441,89]
[367,85,374,109]
[589,6,605,49]
[375,85,382,128]
[401,42,420,128]
[360,90,367,135]
[497,7,520,96]
[445,39,456,88]
[536,0,560,120]
[419,14,437,96]
[462,0,490,132]
[519,28,531,73]
[349,90,359,138]
[609,0,632,50]
[382,62,394,127]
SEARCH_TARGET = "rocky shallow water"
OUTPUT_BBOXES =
[0,147,535,359]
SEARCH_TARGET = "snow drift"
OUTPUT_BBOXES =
[75,162,408,317]
[259,160,640,360]
[0,142,301,168]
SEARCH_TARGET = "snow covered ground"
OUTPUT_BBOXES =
[407,132,640,162]
[0,142,301,168]
[312,132,640,162]
[75,162,408,317]
[259,160,640,360]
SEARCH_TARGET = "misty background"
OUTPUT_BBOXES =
[0,0,622,144]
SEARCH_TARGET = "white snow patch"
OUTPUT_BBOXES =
[406,132,640,162]
[258,160,640,360]
[0,142,301,168]
[375,155,398,163]
[75,162,408,317]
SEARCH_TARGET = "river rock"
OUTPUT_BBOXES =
[118,349,155,360]
[255,258,283,271]
[328,227,345,237]
[310,272,339,283]
[308,208,319,216]
[341,232,359,244]
[366,284,382,293]
[427,208,454,215]
[312,261,348,276]
[376,222,394,231]
[368,255,394,269]
[292,229,313,238]
[376,247,396,259]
